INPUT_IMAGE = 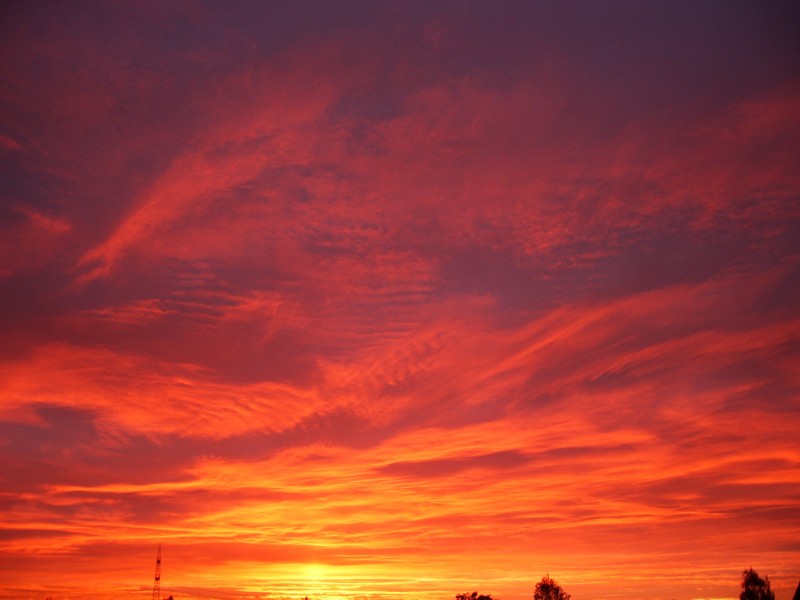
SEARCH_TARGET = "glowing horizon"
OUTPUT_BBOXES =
[1,2,799,599]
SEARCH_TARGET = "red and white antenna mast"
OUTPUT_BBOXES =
[152,543,161,600]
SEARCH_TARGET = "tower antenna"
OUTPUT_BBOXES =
[152,543,161,600]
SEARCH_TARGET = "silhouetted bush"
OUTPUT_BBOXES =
[456,591,494,600]
[740,568,775,600]
[534,575,571,600]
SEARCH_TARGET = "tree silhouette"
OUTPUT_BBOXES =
[456,592,494,600]
[534,575,571,600]
[740,568,775,600]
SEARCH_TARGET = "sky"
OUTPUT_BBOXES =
[1,1,799,599]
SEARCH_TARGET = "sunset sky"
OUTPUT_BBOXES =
[1,2,799,599]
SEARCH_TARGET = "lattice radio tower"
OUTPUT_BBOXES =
[152,543,162,600]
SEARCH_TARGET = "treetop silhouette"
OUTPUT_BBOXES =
[534,575,571,600]
[456,592,494,600]
[740,568,775,600]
